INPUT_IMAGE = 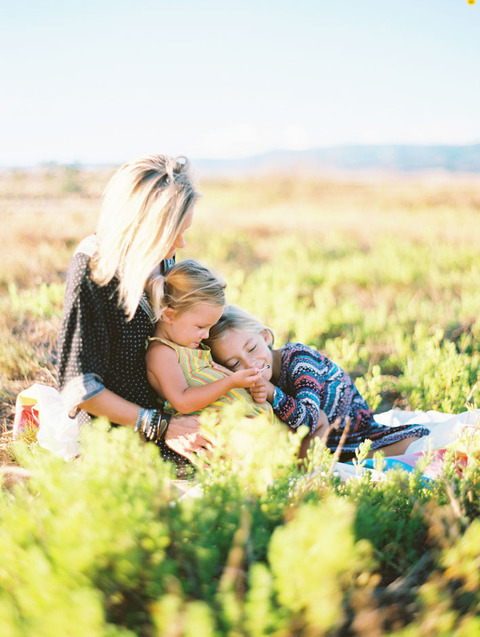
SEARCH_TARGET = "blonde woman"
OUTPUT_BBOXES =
[57,154,210,462]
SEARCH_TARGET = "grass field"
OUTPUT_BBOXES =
[1,166,480,635]
[1,166,478,435]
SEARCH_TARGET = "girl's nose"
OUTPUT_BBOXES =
[175,233,186,249]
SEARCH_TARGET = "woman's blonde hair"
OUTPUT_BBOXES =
[147,259,226,322]
[91,154,199,319]
[204,305,275,346]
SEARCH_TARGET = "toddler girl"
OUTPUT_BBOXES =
[145,260,278,425]
[204,305,431,460]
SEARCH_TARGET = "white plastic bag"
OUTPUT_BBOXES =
[14,383,81,460]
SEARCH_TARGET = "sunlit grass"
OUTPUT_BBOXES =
[0,167,479,432]
[1,166,480,635]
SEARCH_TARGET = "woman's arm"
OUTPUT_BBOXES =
[146,343,261,414]
[79,388,211,454]
[78,389,141,426]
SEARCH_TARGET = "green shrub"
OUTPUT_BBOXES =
[268,498,373,633]
[2,173,480,635]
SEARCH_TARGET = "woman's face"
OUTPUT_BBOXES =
[165,208,194,259]
[210,329,273,380]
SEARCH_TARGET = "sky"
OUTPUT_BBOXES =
[1,0,479,166]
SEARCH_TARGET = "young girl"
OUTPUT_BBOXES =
[145,260,278,425]
[204,305,431,461]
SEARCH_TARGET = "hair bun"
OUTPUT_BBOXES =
[174,156,189,173]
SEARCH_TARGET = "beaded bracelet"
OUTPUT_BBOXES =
[136,408,171,443]
[156,413,170,443]
[135,408,148,433]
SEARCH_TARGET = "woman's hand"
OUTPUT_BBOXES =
[164,414,212,460]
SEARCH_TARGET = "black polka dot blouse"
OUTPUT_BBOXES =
[57,235,174,427]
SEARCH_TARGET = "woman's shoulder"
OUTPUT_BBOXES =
[66,235,97,283]
[74,234,98,258]
[62,235,116,317]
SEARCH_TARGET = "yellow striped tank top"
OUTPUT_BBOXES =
[148,337,278,424]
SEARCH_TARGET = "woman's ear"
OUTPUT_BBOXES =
[161,307,176,324]
[261,329,273,346]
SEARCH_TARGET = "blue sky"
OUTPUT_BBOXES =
[1,0,479,166]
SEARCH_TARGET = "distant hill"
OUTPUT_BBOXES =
[195,144,480,177]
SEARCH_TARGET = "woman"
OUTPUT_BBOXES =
[57,154,210,462]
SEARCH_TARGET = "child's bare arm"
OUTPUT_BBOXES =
[146,343,261,414]
[166,368,262,413]
[146,343,188,402]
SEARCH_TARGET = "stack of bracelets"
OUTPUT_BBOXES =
[135,408,171,443]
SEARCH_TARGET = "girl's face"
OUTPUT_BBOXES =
[210,329,273,380]
[164,208,194,259]
[163,302,223,349]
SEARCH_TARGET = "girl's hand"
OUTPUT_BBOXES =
[230,368,261,388]
[249,378,268,404]
[256,379,275,403]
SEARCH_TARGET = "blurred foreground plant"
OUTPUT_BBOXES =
[3,407,480,635]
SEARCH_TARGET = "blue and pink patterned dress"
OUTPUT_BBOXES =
[272,343,430,460]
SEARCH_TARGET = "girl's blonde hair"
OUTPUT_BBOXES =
[91,154,199,319]
[204,305,275,346]
[147,259,226,322]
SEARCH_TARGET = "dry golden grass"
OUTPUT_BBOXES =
[196,173,480,247]
[2,167,479,291]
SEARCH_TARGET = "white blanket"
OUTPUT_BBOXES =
[374,408,480,453]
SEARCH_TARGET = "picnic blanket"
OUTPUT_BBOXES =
[334,407,480,482]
